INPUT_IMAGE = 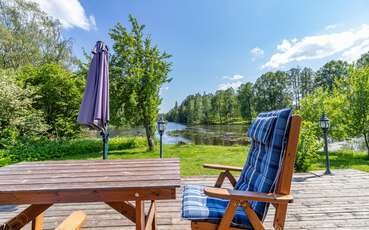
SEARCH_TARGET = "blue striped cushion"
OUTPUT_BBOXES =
[182,184,252,229]
[247,116,277,144]
[182,108,292,228]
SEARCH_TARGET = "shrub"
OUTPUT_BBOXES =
[17,64,85,138]
[295,121,321,172]
[0,69,48,148]
[1,137,146,164]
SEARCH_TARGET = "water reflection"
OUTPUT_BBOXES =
[109,122,248,146]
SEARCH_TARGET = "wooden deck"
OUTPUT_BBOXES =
[1,169,369,229]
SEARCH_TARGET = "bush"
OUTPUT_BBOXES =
[1,137,146,164]
[295,121,321,172]
[17,64,85,138]
[0,69,48,148]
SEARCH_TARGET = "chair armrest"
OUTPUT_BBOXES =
[204,187,293,204]
[203,164,243,172]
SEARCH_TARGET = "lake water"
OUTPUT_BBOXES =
[108,122,368,150]
[109,122,248,146]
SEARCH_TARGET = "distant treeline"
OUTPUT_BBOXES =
[166,59,358,125]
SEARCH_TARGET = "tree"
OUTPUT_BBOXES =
[211,90,226,124]
[0,0,75,69]
[346,67,369,155]
[253,71,291,113]
[238,83,254,123]
[297,87,349,140]
[223,88,239,123]
[315,60,349,93]
[166,101,179,122]
[201,93,212,124]
[287,67,302,108]
[0,69,48,147]
[356,52,369,69]
[17,64,84,138]
[192,94,203,124]
[300,67,315,98]
[109,15,172,150]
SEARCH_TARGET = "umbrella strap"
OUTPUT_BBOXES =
[100,131,109,141]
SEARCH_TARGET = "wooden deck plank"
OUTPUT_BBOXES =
[1,169,369,229]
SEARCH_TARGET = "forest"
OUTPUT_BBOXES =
[166,57,369,156]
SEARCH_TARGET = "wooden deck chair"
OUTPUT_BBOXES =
[182,108,301,230]
[55,211,86,230]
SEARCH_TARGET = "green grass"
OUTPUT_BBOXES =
[49,144,248,176]
[311,150,369,172]
[1,137,368,175]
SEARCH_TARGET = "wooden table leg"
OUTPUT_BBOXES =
[0,204,52,230]
[150,201,157,230]
[135,200,145,230]
[32,212,44,230]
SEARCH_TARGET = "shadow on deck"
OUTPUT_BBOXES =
[1,169,369,230]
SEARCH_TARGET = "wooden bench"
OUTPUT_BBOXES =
[55,211,86,230]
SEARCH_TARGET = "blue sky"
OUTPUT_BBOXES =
[31,0,369,112]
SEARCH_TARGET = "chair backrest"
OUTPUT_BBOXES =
[234,108,293,220]
[275,115,301,195]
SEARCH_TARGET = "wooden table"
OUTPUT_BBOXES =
[0,158,180,230]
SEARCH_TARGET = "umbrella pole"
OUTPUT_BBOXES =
[101,130,109,160]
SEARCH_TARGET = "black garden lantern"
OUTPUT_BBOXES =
[319,112,332,175]
[157,117,166,158]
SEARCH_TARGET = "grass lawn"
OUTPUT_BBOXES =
[1,137,368,175]
[55,145,369,175]
[312,150,369,173]
[63,144,249,176]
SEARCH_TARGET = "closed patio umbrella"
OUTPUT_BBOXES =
[77,41,110,159]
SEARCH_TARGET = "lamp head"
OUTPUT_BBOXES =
[157,117,166,135]
[319,112,330,130]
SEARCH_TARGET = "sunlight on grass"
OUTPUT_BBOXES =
[311,150,369,172]
[59,144,248,176]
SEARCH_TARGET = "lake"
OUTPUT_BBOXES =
[109,122,248,146]
[108,122,368,150]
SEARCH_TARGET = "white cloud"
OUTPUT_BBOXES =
[217,81,243,90]
[341,40,369,62]
[222,74,244,81]
[263,24,369,68]
[28,0,96,30]
[325,24,339,30]
[250,47,264,60]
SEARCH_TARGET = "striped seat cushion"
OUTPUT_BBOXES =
[182,108,292,228]
[182,184,252,229]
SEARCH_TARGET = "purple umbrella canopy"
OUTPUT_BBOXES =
[77,41,109,131]
[77,41,110,159]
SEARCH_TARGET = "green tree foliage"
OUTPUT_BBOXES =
[0,0,75,69]
[237,82,254,123]
[253,71,291,113]
[297,87,348,140]
[0,69,48,147]
[346,67,369,155]
[109,15,172,150]
[299,67,316,98]
[166,89,242,125]
[356,52,369,68]
[17,64,84,138]
[287,67,316,108]
[295,121,320,171]
[315,60,349,93]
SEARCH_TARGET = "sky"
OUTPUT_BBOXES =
[30,0,369,112]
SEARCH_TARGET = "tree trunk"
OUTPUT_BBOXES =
[364,133,369,157]
[144,123,155,151]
